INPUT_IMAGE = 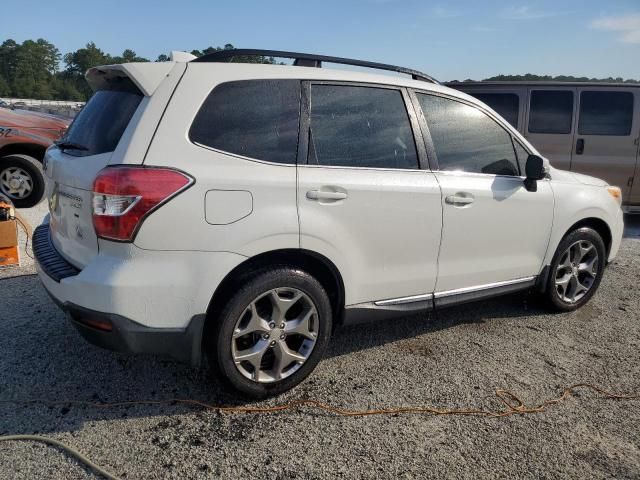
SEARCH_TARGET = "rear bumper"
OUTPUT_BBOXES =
[33,223,246,366]
[44,290,205,366]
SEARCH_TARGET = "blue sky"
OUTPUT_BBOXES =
[6,0,640,81]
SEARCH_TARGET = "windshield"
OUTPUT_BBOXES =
[60,78,143,157]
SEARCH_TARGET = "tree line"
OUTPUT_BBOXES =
[0,39,276,101]
[0,38,637,101]
[452,73,639,83]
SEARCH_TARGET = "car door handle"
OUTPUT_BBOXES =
[306,190,348,201]
[445,195,474,206]
[576,138,584,155]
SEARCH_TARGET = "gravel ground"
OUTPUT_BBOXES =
[0,202,639,479]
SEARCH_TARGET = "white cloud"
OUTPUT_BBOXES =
[591,13,640,44]
[501,6,563,20]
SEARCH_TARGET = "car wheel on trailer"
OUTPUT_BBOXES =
[0,154,45,208]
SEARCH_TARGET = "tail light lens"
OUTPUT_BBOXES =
[92,166,193,242]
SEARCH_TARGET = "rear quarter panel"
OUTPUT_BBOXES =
[135,64,299,256]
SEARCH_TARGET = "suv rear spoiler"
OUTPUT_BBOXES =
[85,62,177,96]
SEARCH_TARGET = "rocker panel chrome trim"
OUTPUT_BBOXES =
[374,293,433,306]
[434,276,536,298]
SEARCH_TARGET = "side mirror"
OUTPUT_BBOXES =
[524,154,546,192]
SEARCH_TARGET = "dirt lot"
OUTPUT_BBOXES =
[0,203,639,479]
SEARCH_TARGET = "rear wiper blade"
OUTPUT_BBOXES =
[55,140,88,151]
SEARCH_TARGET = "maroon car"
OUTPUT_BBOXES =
[0,106,69,207]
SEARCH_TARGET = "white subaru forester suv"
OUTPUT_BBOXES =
[34,49,624,397]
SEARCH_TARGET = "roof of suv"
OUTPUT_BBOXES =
[86,49,480,106]
[192,49,441,84]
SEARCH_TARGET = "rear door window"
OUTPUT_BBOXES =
[578,91,634,136]
[417,93,520,176]
[190,79,301,164]
[528,90,574,134]
[308,84,418,169]
[472,93,519,128]
[61,78,143,157]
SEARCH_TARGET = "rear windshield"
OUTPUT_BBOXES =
[60,77,143,157]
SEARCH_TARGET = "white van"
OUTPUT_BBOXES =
[448,82,640,212]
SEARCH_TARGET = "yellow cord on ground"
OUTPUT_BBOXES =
[0,383,638,479]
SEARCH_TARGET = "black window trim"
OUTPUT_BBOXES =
[299,80,431,171]
[188,79,302,167]
[527,88,575,135]
[577,89,635,137]
[409,89,526,178]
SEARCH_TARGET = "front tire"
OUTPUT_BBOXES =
[544,227,606,312]
[207,268,333,398]
[0,154,45,208]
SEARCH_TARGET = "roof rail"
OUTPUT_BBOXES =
[191,49,440,84]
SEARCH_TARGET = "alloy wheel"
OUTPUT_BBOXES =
[231,287,318,383]
[554,240,599,304]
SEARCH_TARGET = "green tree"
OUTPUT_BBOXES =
[11,39,60,98]
[62,42,112,98]
[0,75,10,96]
[111,49,149,64]
[481,73,639,83]
[0,39,18,90]
[191,43,277,64]
[63,42,110,75]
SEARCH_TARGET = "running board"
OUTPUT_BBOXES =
[342,277,536,326]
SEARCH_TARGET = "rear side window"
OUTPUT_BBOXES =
[417,93,520,176]
[472,93,519,128]
[190,80,301,164]
[61,78,142,157]
[528,90,573,134]
[578,91,634,136]
[308,84,418,169]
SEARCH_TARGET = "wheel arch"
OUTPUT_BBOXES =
[0,142,47,162]
[203,248,346,341]
[537,216,613,294]
[565,217,612,258]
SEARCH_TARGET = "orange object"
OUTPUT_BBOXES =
[0,107,68,150]
[0,219,19,267]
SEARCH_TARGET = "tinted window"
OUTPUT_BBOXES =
[472,93,519,128]
[578,91,634,136]
[417,94,519,176]
[190,80,301,164]
[61,78,142,157]
[309,85,418,169]
[528,90,573,134]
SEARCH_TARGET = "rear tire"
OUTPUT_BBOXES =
[0,154,45,208]
[544,227,606,312]
[206,267,333,398]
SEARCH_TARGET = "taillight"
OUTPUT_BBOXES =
[92,166,193,242]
